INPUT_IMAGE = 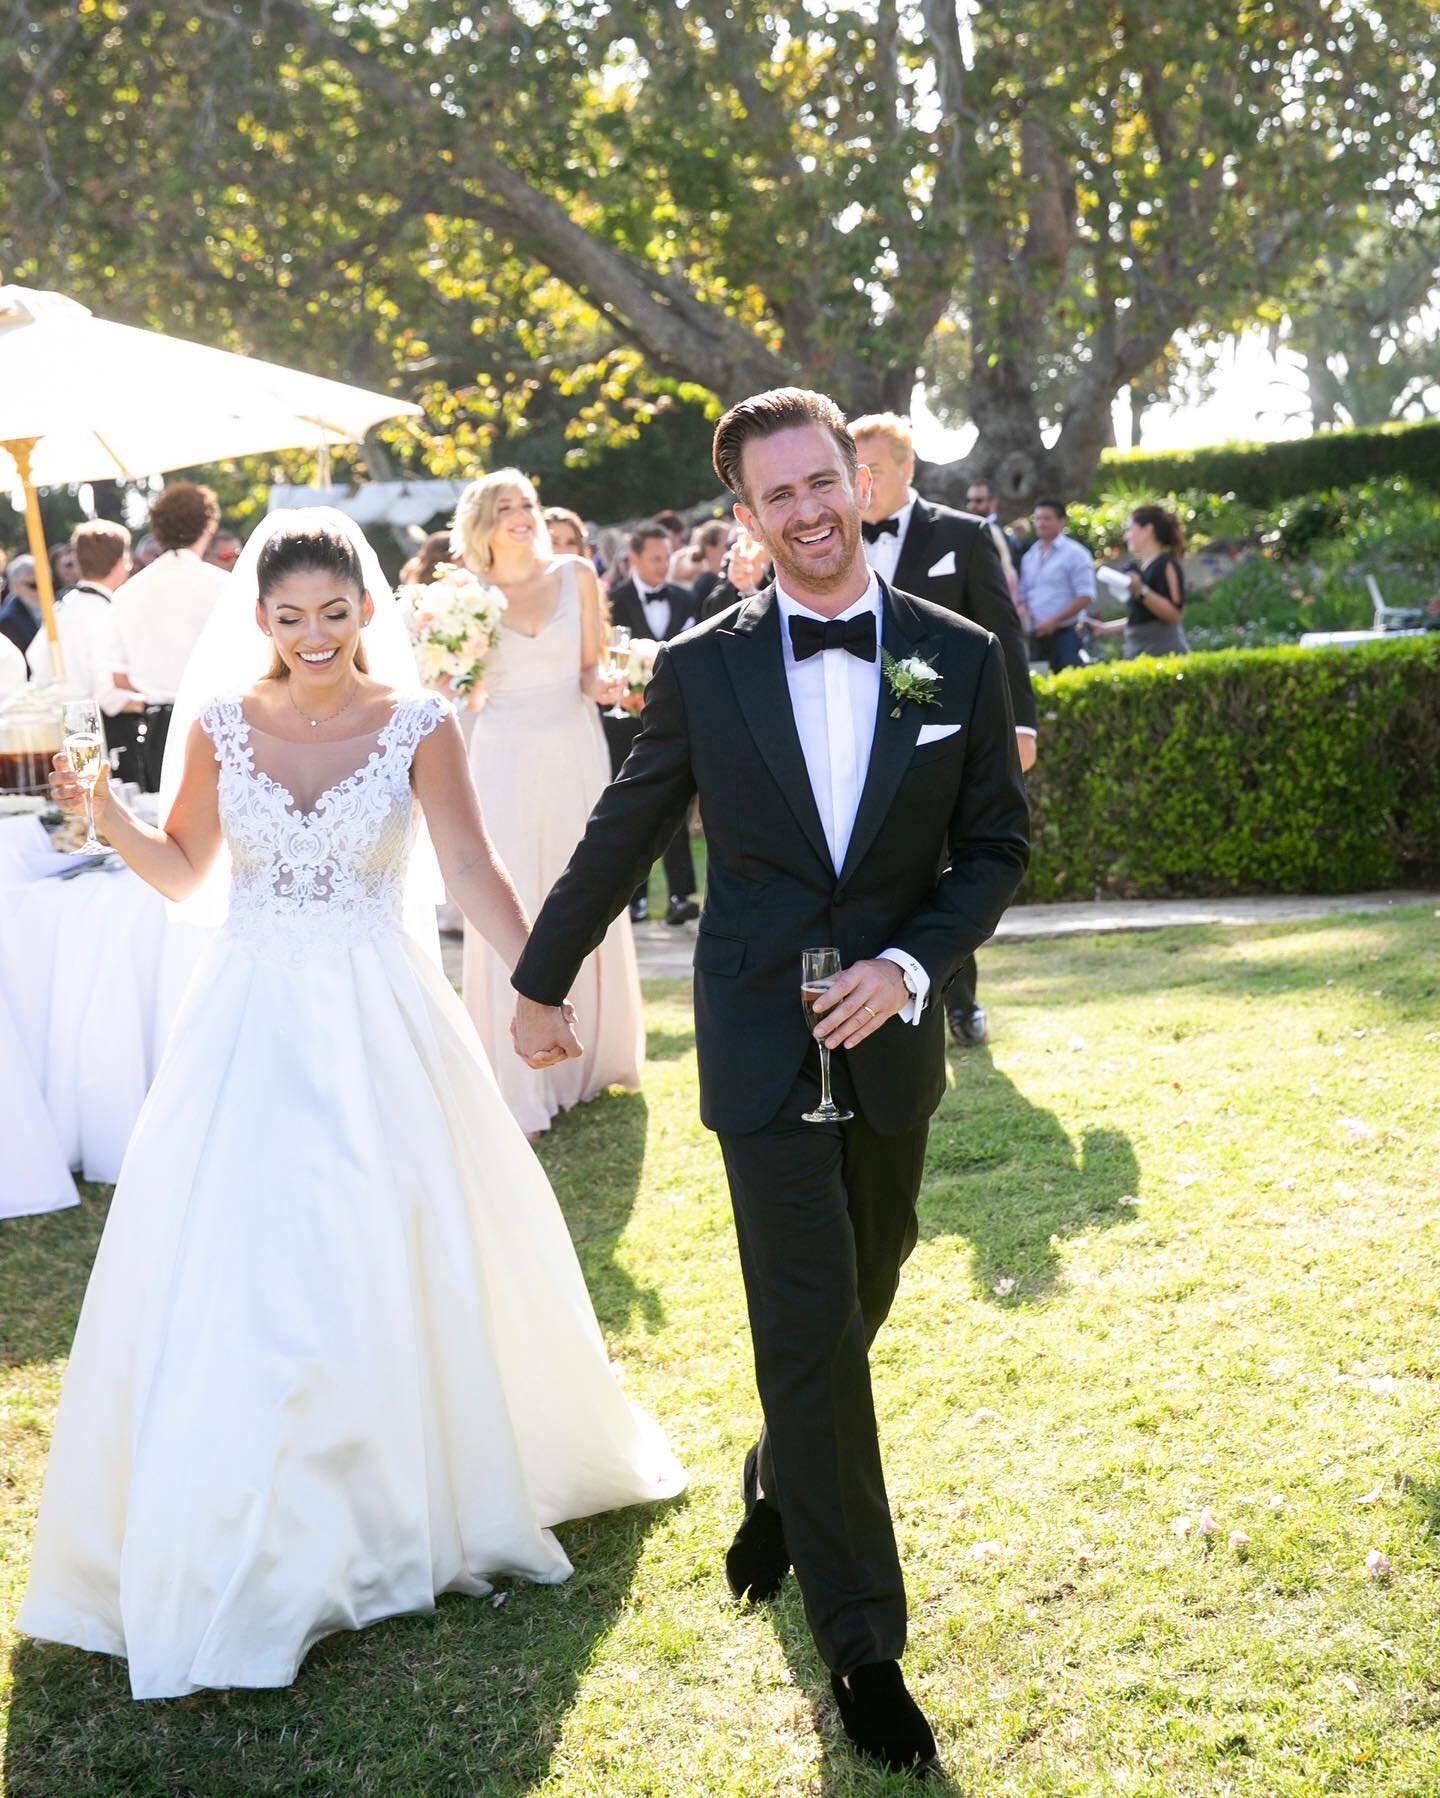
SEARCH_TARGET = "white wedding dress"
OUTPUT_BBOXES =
[19,692,684,1701]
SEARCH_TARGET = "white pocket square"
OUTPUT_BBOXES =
[927,550,957,577]
[915,722,961,746]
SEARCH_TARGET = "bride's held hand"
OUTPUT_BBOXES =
[511,996,584,1069]
[50,750,113,818]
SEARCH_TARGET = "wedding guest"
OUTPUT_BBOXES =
[688,518,732,613]
[450,468,645,1137]
[49,542,80,597]
[27,522,148,781]
[398,529,451,587]
[853,413,1037,1050]
[108,482,231,790]
[206,528,243,571]
[698,529,770,621]
[657,508,700,584]
[0,555,42,657]
[605,522,701,924]
[1017,498,1095,671]
[132,532,162,570]
[541,506,588,560]
[1119,505,1189,658]
[964,476,1022,605]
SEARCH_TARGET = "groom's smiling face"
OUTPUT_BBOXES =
[735,424,872,599]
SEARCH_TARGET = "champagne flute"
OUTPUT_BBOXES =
[602,623,632,718]
[801,947,854,1124]
[62,699,107,853]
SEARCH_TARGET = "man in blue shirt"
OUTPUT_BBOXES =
[1017,499,1095,672]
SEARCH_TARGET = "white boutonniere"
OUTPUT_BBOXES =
[881,648,942,720]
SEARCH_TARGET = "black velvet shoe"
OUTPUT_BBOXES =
[629,894,650,924]
[830,1660,939,1776]
[724,1445,790,1602]
[947,1002,989,1047]
[664,894,700,926]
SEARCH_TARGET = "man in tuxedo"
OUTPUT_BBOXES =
[513,388,1029,1776]
[604,522,701,925]
[851,414,1037,1050]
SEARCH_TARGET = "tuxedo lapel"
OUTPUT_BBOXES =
[837,578,941,888]
[718,587,833,874]
[893,499,936,595]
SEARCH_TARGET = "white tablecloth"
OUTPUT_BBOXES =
[0,815,207,1217]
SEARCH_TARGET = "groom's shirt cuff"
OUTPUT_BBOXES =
[879,947,929,1026]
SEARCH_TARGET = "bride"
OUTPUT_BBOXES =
[19,511,684,1702]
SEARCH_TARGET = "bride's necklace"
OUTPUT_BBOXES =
[288,674,359,731]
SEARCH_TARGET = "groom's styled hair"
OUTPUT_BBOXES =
[712,388,858,505]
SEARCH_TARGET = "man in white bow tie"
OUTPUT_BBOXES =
[852,414,1036,1048]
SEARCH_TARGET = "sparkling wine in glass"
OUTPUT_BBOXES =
[602,624,632,718]
[62,699,106,853]
[801,946,854,1124]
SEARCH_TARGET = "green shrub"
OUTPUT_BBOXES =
[1095,417,1440,506]
[1021,637,1440,900]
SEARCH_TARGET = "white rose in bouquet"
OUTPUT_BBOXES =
[400,564,507,697]
[624,637,661,697]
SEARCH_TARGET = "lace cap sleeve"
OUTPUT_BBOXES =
[392,691,451,749]
[197,697,249,770]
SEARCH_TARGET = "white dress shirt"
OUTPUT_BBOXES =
[860,490,916,587]
[26,583,132,715]
[633,578,671,640]
[774,574,929,1024]
[108,549,231,704]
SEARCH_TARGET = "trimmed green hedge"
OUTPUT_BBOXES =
[1096,418,1440,507]
[1022,637,1440,901]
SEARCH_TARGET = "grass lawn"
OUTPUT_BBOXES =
[2,907,1438,1795]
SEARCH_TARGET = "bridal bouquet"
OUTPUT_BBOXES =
[400,565,507,697]
[624,637,661,698]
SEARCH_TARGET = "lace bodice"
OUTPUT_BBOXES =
[200,694,447,953]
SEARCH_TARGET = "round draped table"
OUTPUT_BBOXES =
[0,814,206,1218]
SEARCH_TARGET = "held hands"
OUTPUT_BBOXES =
[511,995,584,1069]
[810,958,909,1052]
[50,750,112,818]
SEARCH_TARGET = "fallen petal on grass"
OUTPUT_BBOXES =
[1229,1531,1251,1552]
[1357,1484,1385,1507]
[1365,1549,1391,1580]
[992,1276,1017,1297]
[1196,1506,1219,1538]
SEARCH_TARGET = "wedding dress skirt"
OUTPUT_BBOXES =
[19,695,683,1699]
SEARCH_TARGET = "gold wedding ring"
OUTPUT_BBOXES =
[863,1004,877,1018]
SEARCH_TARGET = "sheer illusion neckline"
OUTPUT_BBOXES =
[236,705,410,823]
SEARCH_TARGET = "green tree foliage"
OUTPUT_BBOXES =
[2,0,1434,510]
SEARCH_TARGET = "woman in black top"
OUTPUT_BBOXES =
[1120,505,1189,658]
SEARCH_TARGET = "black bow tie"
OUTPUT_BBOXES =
[861,516,900,543]
[788,611,877,663]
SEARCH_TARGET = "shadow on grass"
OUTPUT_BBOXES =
[537,1087,664,1336]
[768,1596,964,1796]
[5,1495,682,1797]
[922,1053,1138,1304]
[643,1019,696,1063]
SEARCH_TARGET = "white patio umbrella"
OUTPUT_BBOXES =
[0,284,423,677]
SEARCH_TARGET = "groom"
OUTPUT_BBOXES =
[512,388,1030,1775]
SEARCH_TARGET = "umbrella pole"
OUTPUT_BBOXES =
[2,437,65,683]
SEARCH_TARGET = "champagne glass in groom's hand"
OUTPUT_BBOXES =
[801,948,854,1124]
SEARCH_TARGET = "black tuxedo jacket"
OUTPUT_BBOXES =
[515,577,1031,1136]
[0,594,40,658]
[607,576,697,646]
[892,498,1037,732]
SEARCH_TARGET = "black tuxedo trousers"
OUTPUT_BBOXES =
[515,580,1029,1672]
